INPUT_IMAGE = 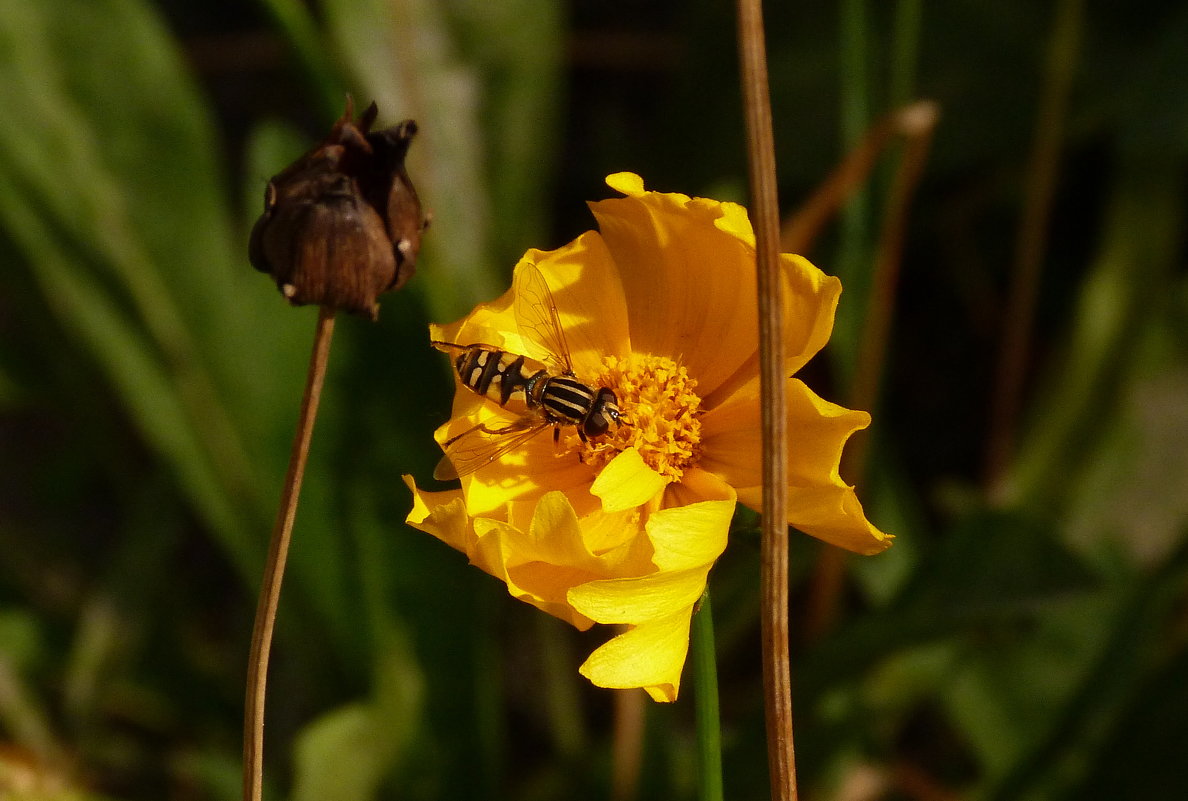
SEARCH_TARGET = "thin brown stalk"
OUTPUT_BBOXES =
[804,102,938,643]
[242,306,337,801]
[735,1,796,799]
[984,0,1084,497]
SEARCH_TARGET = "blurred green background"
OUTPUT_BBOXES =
[2,0,1186,799]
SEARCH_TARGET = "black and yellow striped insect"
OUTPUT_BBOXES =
[431,264,621,480]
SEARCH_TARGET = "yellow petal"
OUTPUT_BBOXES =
[527,491,605,564]
[662,466,736,508]
[776,485,890,555]
[701,376,870,487]
[470,516,598,630]
[781,254,843,376]
[517,232,632,378]
[432,238,629,365]
[645,491,734,572]
[577,607,694,702]
[461,492,668,630]
[575,506,648,563]
[462,438,597,518]
[701,254,842,409]
[403,475,474,553]
[698,376,891,554]
[468,518,517,579]
[506,495,650,572]
[593,177,760,399]
[590,448,666,513]
[711,197,754,244]
[605,172,645,195]
[472,492,606,576]
[430,401,599,518]
[568,566,711,624]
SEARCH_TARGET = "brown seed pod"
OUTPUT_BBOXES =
[249,98,427,319]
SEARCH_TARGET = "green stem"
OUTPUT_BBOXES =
[836,0,872,373]
[889,0,923,109]
[537,615,585,757]
[985,0,1084,494]
[693,591,724,801]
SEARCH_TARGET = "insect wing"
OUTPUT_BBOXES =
[429,340,502,363]
[434,413,552,480]
[513,264,574,374]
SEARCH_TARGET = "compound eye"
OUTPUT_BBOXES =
[583,414,609,438]
[600,389,622,424]
[584,388,620,438]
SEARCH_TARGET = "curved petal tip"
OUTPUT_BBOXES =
[605,172,645,196]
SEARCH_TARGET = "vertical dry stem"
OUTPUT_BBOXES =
[735,1,796,798]
[242,306,337,801]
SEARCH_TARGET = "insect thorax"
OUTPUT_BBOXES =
[539,376,597,425]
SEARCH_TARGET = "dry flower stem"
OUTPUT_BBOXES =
[805,102,938,643]
[242,306,336,801]
[985,0,1083,496]
[735,1,797,799]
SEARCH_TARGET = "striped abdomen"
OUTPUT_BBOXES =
[452,345,543,407]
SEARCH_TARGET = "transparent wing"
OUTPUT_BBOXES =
[433,413,553,481]
[513,263,573,374]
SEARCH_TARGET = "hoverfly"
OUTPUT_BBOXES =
[431,264,621,480]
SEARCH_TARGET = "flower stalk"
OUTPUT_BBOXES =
[242,306,336,801]
[692,592,724,801]
[241,96,425,801]
[735,0,798,798]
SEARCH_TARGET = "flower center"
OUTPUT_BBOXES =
[574,354,703,482]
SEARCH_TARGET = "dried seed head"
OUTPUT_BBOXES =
[249,97,428,320]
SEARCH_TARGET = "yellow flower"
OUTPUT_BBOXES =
[406,172,890,701]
